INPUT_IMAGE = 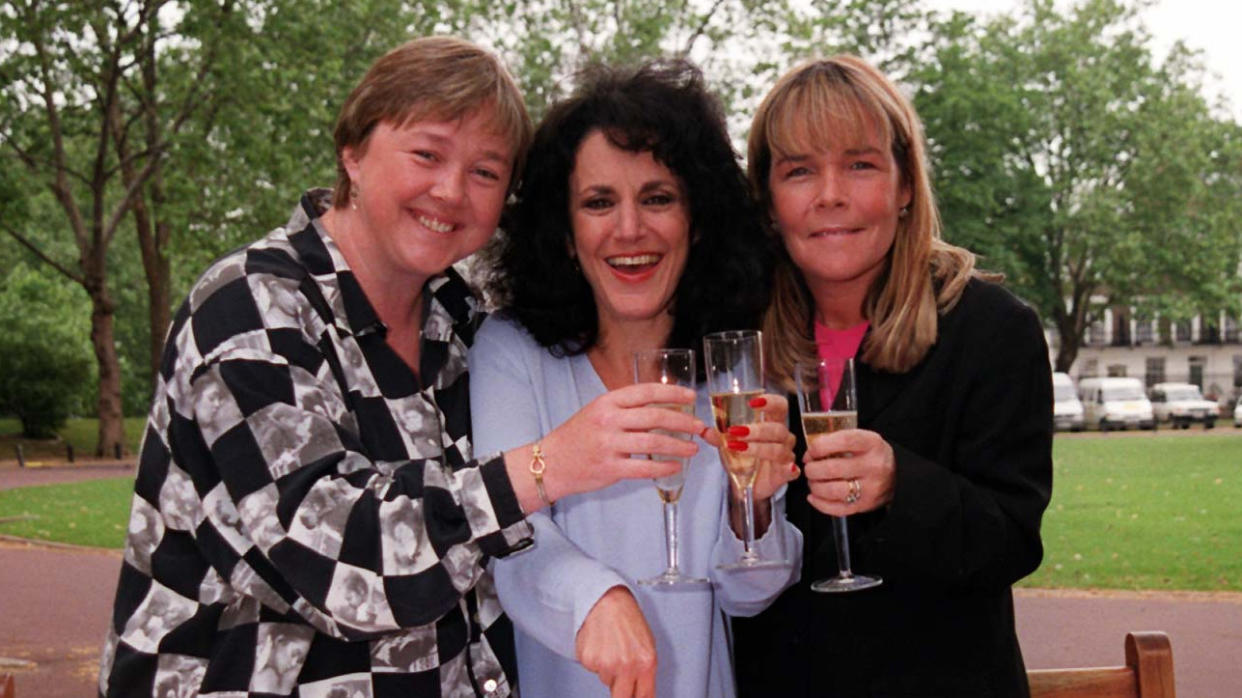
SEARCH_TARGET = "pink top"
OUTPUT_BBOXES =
[812,320,868,407]
[814,320,869,362]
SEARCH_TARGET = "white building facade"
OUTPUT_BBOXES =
[1052,307,1242,407]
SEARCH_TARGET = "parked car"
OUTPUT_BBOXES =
[1234,396,1242,428]
[1149,382,1217,429]
[1052,372,1085,431]
[1077,377,1156,431]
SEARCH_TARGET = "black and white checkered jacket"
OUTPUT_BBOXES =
[99,190,533,697]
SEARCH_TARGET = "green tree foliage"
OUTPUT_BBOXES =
[6,0,1239,434]
[467,0,924,129]
[0,265,95,438]
[913,0,1242,370]
[458,0,777,132]
[0,0,252,454]
[0,0,464,451]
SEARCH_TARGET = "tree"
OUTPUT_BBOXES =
[0,0,937,452]
[913,0,1242,371]
[0,0,247,454]
[123,0,434,387]
[466,0,925,131]
[0,0,451,453]
[0,265,95,438]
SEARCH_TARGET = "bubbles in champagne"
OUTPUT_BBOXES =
[710,389,763,490]
[800,410,858,439]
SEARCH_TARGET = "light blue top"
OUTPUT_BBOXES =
[469,314,802,698]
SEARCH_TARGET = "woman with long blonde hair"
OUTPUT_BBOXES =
[731,55,1053,697]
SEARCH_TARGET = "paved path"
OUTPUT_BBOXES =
[0,460,136,491]
[2,464,1240,696]
[1015,588,1242,697]
[0,542,120,698]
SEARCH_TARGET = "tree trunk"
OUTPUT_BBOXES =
[113,142,172,382]
[87,282,126,457]
[1054,332,1079,373]
[146,233,171,379]
[133,199,172,380]
[1054,307,1085,373]
[135,29,172,381]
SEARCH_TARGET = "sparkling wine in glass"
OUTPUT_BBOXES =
[794,357,882,593]
[703,330,783,569]
[633,348,708,587]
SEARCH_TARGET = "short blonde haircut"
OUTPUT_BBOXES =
[748,55,987,385]
[331,36,532,207]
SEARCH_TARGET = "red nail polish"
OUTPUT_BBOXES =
[727,425,750,437]
[789,462,800,474]
[749,396,767,408]
[727,440,748,451]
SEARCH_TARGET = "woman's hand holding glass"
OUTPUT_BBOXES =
[724,393,799,502]
[704,330,794,568]
[802,428,896,516]
[795,357,888,592]
[529,383,705,506]
[718,393,799,541]
[632,349,709,587]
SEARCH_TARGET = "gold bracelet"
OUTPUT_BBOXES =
[529,443,552,507]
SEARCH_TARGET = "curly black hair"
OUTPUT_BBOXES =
[482,58,772,357]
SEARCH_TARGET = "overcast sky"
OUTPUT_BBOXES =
[927,0,1242,121]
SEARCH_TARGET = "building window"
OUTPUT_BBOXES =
[1189,356,1206,389]
[1233,355,1242,390]
[1145,357,1165,387]
[1225,316,1239,343]
[1087,318,1106,346]
[1201,318,1221,344]
[1136,317,1154,344]
[1107,364,1127,377]
[1111,307,1131,346]
[1175,319,1192,343]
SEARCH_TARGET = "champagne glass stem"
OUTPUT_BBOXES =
[741,484,758,560]
[663,501,680,575]
[830,516,855,579]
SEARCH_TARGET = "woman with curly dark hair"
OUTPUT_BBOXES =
[470,60,803,698]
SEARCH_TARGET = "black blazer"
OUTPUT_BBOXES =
[733,279,1053,698]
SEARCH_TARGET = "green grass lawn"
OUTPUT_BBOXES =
[1,430,1240,592]
[1019,432,1242,591]
[0,416,147,461]
[0,476,133,548]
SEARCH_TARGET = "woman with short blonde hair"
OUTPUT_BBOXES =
[732,55,1053,697]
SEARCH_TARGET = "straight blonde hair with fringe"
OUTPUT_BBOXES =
[748,55,988,389]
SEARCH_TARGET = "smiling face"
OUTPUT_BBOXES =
[767,117,910,320]
[339,107,514,288]
[569,130,691,338]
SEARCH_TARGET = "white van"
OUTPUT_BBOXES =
[1077,377,1156,431]
[1148,382,1217,429]
[1052,372,1085,431]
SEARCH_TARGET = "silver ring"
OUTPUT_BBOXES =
[845,478,861,505]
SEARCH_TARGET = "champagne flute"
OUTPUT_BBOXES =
[703,330,782,569]
[794,357,882,593]
[633,348,708,587]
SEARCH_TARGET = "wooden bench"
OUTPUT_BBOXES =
[1028,631,1175,698]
